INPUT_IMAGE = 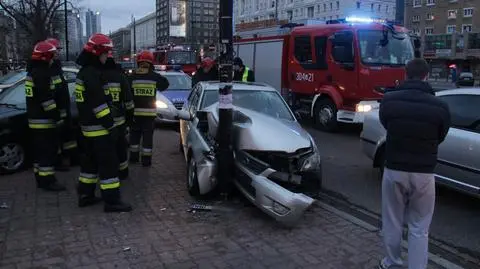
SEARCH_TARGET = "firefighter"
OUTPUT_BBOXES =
[233,57,255,82]
[45,38,78,170]
[191,57,218,87]
[129,50,169,167]
[26,41,66,191]
[75,33,132,212]
[103,52,134,180]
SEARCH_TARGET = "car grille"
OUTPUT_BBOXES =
[245,147,313,174]
[236,150,269,174]
[173,101,184,110]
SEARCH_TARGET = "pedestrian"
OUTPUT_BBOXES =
[45,38,78,170]
[233,57,255,82]
[103,52,134,180]
[75,33,132,212]
[378,58,450,269]
[129,50,169,167]
[191,57,218,87]
[25,41,66,192]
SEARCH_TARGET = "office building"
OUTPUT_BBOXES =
[130,12,156,53]
[85,9,101,37]
[110,27,131,59]
[56,10,83,59]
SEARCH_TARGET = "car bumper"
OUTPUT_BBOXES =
[155,108,180,123]
[337,101,380,124]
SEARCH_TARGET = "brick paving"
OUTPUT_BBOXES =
[0,129,445,269]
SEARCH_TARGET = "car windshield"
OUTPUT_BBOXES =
[164,74,192,90]
[0,82,26,105]
[167,51,196,65]
[120,62,135,69]
[358,30,414,66]
[201,89,294,121]
[0,71,27,85]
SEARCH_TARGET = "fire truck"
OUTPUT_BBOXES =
[153,45,198,76]
[234,17,420,132]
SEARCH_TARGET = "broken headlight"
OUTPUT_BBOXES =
[299,136,321,171]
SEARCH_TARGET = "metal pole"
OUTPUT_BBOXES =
[64,0,69,61]
[216,0,234,197]
[133,15,136,64]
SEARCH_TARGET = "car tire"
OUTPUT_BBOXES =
[314,98,338,132]
[187,155,201,197]
[0,139,26,174]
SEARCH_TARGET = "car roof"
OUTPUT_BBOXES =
[200,81,277,92]
[436,88,480,96]
[62,67,79,73]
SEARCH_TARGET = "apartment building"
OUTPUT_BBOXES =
[405,0,480,78]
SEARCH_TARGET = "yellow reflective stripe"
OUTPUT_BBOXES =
[100,182,120,190]
[114,120,126,126]
[119,161,129,171]
[25,81,34,87]
[125,101,134,110]
[134,111,156,116]
[132,83,156,88]
[28,123,56,129]
[44,103,57,111]
[38,171,55,176]
[60,110,67,118]
[75,84,85,91]
[63,141,78,149]
[95,107,111,119]
[79,177,98,184]
[53,79,62,84]
[82,130,109,137]
[242,67,249,82]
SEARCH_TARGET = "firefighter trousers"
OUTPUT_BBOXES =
[57,117,79,165]
[77,134,122,204]
[129,116,154,165]
[31,128,58,187]
[116,124,129,179]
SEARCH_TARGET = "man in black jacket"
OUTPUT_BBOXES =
[103,53,134,180]
[191,57,218,87]
[26,41,66,191]
[233,57,254,82]
[75,33,131,212]
[378,59,450,269]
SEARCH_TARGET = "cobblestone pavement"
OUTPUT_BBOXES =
[0,129,446,269]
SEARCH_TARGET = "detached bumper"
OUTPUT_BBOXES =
[155,108,179,123]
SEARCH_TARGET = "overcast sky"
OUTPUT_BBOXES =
[82,0,155,34]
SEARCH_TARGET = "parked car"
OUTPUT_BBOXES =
[154,70,192,123]
[177,81,322,225]
[0,71,27,92]
[119,61,135,76]
[361,88,480,197]
[457,72,475,87]
[0,68,79,174]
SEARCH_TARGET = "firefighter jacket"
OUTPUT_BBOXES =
[102,65,134,127]
[75,60,114,138]
[191,66,219,87]
[25,60,60,130]
[51,60,71,122]
[233,67,255,82]
[130,67,169,117]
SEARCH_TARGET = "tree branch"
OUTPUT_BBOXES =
[0,2,32,33]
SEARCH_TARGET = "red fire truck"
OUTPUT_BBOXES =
[234,17,420,132]
[153,45,198,76]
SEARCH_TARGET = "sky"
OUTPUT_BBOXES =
[83,0,155,34]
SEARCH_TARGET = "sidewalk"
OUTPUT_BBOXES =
[0,130,445,269]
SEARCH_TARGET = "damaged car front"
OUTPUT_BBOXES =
[178,82,322,225]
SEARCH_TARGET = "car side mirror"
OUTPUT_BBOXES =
[176,110,193,121]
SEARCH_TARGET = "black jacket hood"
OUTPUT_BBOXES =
[76,50,103,68]
[395,80,435,95]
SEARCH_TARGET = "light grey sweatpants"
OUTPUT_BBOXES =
[381,168,436,269]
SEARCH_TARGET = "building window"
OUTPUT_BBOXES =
[462,24,472,33]
[330,2,333,10]
[294,36,313,63]
[307,6,314,18]
[336,1,339,10]
[412,15,420,22]
[446,25,456,33]
[464,8,474,17]
[356,2,360,9]
[287,10,293,20]
[447,10,457,19]
[371,3,374,11]
[413,29,420,35]
[386,5,388,13]
[426,13,434,20]
[413,0,421,7]
[323,3,327,12]
[426,0,435,6]
[425,27,434,35]
[378,4,381,11]
[468,33,480,49]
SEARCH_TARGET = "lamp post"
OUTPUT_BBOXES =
[64,0,69,60]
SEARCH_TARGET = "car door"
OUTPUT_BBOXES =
[435,93,480,195]
[180,84,201,159]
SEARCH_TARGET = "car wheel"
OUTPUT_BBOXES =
[187,155,201,197]
[314,98,338,132]
[0,140,26,174]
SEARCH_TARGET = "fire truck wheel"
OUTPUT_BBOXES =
[314,98,338,132]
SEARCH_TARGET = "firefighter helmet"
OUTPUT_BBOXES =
[83,33,113,56]
[137,50,154,64]
[45,38,62,49]
[31,41,57,62]
[201,57,215,69]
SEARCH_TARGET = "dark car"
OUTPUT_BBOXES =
[457,72,475,87]
[119,61,135,76]
[0,68,79,174]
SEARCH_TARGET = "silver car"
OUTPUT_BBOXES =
[361,88,480,197]
[177,81,322,225]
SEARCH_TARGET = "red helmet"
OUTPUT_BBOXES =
[31,41,57,62]
[201,57,215,69]
[137,50,154,64]
[45,38,62,49]
[83,33,113,56]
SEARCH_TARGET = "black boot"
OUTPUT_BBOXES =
[141,156,151,167]
[78,195,102,207]
[102,188,132,213]
[104,201,133,212]
[129,152,139,164]
[39,181,66,192]
[119,168,129,180]
[55,157,70,171]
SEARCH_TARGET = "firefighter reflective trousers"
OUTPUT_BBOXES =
[57,116,78,164]
[31,128,58,186]
[77,134,121,204]
[115,124,129,179]
[129,117,154,165]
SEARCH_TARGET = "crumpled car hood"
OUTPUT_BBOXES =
[203,104,312,153]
